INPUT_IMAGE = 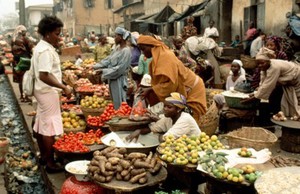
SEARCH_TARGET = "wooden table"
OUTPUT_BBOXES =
[271,119,300,153]
[92,168,167,194]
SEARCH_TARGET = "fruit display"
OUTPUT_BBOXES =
[61,60,75,69]
[80,58,95,68]
[88,147,162,184]
[87,115,105,127]
[241,165,261,183]
[157,133,225,166]
[94,84,110,98]
[69,105,83,115]
[198,149,229,175]
[75,78,92,87]
[53,129,104,153]
[237,147,253,157]
[61,94,76,103]
[129,100,149,121]
[61,103,75,110]
[62,111,86,129]
[272,111,287,121]
[80,95,110,109]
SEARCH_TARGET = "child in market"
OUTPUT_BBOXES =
[74,53,83,66]
[230,35,241,48]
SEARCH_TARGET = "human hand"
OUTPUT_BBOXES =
[93,69,102,75]
[146,110,160,121]
[125,129,141,143]
[63,86,72,99]
[140,87,152,100]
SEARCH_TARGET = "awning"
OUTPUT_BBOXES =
[113,0,142,13]
[134,13,157,22]
[135,5,180,24]
[175,0,210,21]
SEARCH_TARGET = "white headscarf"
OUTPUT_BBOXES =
[115,27,137,45]
[13,25,27,42]
[229,59,246,78]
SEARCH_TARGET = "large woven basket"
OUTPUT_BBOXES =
[81,106,104,118]
[199,117,219,136]
[222,127,278,150]
[240,54,257,69]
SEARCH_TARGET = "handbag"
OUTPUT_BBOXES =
[22,58,35,96]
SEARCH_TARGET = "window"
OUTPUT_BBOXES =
[122,0,142,6]
[105,0,113,9]
[85,0,94,8]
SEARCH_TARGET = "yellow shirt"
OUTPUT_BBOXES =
[94,44,111,62]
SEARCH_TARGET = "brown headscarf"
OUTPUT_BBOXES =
[256,47,276,60]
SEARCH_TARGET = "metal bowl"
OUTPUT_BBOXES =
[101,131,160,154]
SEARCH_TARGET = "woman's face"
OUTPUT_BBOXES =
[163,101,179,118]
[257,59,271,71]
[231,63,240,74]
[266,40,277,51]
[138,44,152,58]
[114,34,122,45]
[174,39,183,50]
[46,27,62,48]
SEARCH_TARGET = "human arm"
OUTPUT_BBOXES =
[39,72,72,98]
[125,128,151,142]
[151,74,178,101]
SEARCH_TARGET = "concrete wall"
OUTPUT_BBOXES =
[232,0,251,40]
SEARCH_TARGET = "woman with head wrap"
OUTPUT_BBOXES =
[242,47,300,117]
[226,59,246,91]
[137,35,207,126]
[92,27,132,109]
[11,25,34,102]
[126,92,201,142]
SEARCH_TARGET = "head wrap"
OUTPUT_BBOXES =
[256,47,276,60]
[13,25,27,42]
[140,74,151,87]
[115,27,136,45]
[165,92,187,109]
[229,59,246,77]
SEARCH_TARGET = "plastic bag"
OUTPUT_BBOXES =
[14,57,31,71]
[129,95,149,121]
[234,80,253,93]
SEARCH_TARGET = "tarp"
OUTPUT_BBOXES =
[289,15,300,36]
[175,0,210,21]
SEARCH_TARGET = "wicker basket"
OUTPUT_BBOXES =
[240,54,257,69]
[63,126,86,134]
[81,106,104,118]
[222,127,278,150]
[199,117,219,136]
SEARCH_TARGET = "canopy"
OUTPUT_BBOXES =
[175,0,210,21]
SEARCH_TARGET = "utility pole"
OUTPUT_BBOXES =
[19,0,26,25]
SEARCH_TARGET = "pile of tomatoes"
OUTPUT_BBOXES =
[86,102,132,127]
[61,103,75,110]
[53,129,104,153]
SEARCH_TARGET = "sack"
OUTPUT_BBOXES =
[14,57,31,71]
[234,80,253,93]
[22,68,35,96]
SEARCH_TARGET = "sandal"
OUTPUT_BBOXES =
[26,111,36,116]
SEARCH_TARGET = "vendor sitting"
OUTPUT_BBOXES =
[126,92,201,142]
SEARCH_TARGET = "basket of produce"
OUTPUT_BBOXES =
[62,111,87,134]
[222,90,260,109]
[222,127,278,150]
[199,101,219,136]
[240,54,257,69]
[63,126,86,134]
[81,107,104,118]
[80,95,109,117]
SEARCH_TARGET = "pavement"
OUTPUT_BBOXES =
[1,65,300,194]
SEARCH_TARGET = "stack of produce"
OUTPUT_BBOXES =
[88,147,162,184]
[61,111,86,129]
[157,133,225,165]
[80,95,110,109]
[75,78,92,87]
[53,129,104,153]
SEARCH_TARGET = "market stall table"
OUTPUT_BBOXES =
[92,167,167,194]
[271,118,300,153]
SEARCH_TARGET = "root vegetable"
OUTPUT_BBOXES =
[119,159,131,169]
[149,162,162,175]
[116,164,123,172]
[93,150,101,157]
[138,177,148,184]
[127,152,147,160]
[133,159,152,169]
[106,152,124,159]
[102,170,115,177]
[150,157,157,168]
[118,147,127,154]
[88,166,99,173]
[101,147,116,155]
[95,155,107,162]
[108,157,120,165]
[105,162,117,171]
[90,160,99,166]
[130,168,146,176]
[94,174,106,182]
[121,169,130,177]
[129,172,147,184]
[98,159,106,173]
[146,151,153,163]
[124,173,131,181]
[116,172,122,180]
[106,176,113,182]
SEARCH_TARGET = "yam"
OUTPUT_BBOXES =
[150,157,157,168]
[101,147,116,155]
[123,173,131,181]
[130,168,146,176]
[105,162,117,171]
[90,160,99,166]
[116,172,122,181]
[129,172,147,184]
[87,166,99,173]
[106,152,124,159]
[127,152,147,160]
[108,157,120,165]
[116,164,123,172]
[106,175,113,182]
[119,159,131,169]
[102,170,115,177]
[118,147,127,154]
[138,177,148,184]
[93,150,101,157]
[98,159,106,173]
[146,151,153,163]
[94,174,106,183]
[133,159,152,169]
[121,169,130,177]
[94,155,107,162]
[149,162,162,175]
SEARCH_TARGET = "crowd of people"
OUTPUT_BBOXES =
[0,14,299,174]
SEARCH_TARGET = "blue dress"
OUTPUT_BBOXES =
[94,45,132,109]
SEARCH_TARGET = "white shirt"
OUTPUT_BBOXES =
[149,112,201,139]
[204,27,219,38]
[250,36,264,58]
[75,58,83,66]
[32,40,62,93]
